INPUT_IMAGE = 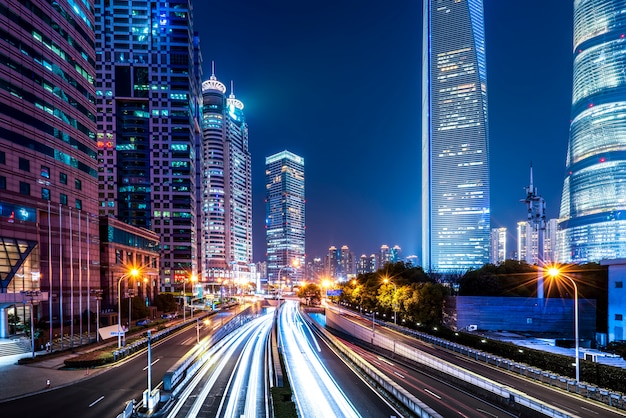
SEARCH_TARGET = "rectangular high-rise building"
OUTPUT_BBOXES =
[421,0,491,272]
[490,227,507,265]
[266,151,305,286]
[94,0,202,289]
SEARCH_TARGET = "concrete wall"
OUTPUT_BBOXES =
[601,259,626,343]
[443,296,596,339]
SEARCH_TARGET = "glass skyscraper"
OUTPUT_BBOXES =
[421,0,491,272]
[94,0,203,288]
[266,151,305,286]
[201,69,254,283]
[557,0,626,263]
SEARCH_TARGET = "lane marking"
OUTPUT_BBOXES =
[377,356,394,366]
[89,396,104,407]
[393,371,405,379]
[424,388,441,399]
[476,408,498,417]
[580,406,600,415]
[142,358,160,370]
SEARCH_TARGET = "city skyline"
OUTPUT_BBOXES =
[195,1,573,262]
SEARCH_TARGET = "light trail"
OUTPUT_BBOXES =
[279,300,361,418]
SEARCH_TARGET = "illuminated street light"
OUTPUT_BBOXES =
[383,277,397,325]
[547,266,579,383]
[117,267,139,349]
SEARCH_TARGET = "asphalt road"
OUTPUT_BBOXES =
[0,313,223,418]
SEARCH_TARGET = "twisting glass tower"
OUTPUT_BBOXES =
[421,0,491,272]
[558,0,626,263]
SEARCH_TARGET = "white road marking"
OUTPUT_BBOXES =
[424,388,441,399]
[89,396,104,407]
[143,358,160,370]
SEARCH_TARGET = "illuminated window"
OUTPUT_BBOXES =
[41,166,50,178]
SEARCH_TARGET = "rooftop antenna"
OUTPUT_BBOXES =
[521,162,546,298]
[211,60,215,77]
[230,80,235,98]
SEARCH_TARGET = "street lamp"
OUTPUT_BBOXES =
[117,268,139,349]
[547,266,579,383]
[127,288,135,331]
[21,290,41,358]
[383,278,397,325]
[90,289,103,342]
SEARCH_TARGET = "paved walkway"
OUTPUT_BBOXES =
[0,349,108,402]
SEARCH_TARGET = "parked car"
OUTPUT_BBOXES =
[136,319,152,326]
[161,313,176,320]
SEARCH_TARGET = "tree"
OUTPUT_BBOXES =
[155,293,178,313]
[297,283,321,306]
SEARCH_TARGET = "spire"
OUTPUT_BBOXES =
[202,60,226,93]
[229,80,235,98]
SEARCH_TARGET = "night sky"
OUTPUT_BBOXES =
[192,1,574,262]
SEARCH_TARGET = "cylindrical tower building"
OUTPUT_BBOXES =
[558,0,626,262]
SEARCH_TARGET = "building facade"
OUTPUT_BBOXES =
[94,0,202,290]
[0,0,100,341]
[518,219,559,265]
[490,227,507,265]
[200,69,254,287]
[558,0,626,263]
[421,0,491,272]
[266,151,305,286]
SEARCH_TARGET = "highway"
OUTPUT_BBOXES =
[0,312,224,418]
[166,313,273,418]
[278,300,401,417]
[325,305,626,418]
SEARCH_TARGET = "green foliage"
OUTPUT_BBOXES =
[155,293,178,313]
[339,262,448,326]
[297,283,321,305]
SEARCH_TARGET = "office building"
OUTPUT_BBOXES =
[357,254,377,275]
[557,0,626,263]
[266,151,305,286]
[0,0,100,339]
[94,0,203,289]
[518,219,559,265]
[200,68,254,286]
[421,0,491,272]
[490,227,507,265]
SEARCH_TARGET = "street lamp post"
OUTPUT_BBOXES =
[21,290,41,358]
[384,278,397,325]
[117,268,139,349]
[90,289,103,342]
[127,288,135,330]
[548,267,580,383]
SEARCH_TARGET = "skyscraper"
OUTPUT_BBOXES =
[200,68,253,284]
[94,0,202,288]
[490,227,507,265]
[421,0,491,272]
[266,151,305,285]
[557,0,626,263]
[0,0,100,339]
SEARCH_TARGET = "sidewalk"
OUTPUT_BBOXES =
[0,348,108,402]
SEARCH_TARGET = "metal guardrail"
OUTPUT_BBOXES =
[325,308,574,418]
[304,309,441,418]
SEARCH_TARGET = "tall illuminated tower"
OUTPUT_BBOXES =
[558,0,626,263]
[421,0,491,272]
[201,68,253,283]
[266,151,305,286]
[94,0,203,288]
